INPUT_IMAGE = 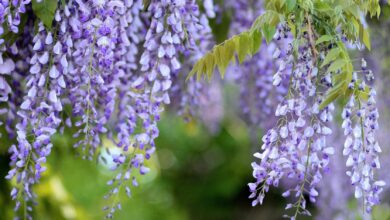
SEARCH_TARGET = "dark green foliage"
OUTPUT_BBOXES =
[32,0,58,29]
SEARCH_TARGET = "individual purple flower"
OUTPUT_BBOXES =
[203,0,215,18]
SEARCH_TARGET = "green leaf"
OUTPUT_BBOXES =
[262,24,276,44]
[32,0,58,29]
[287,20,296,37]
[214,46,226,77]
[251,10,280,31]
[314,1,332,12]
[205,53,215,80]
[237,32,251,63]
[250,29,262,55]
[321,48,341,68]
[224,37,237,65]
[319,81,346,110]
[286,0,296,11]
[315,35,333,45]
[327,59,347,73]
[300,0,314,11]
[187,29,264,80]
[345,4,360,19]
[143,0,151,10]
[356,83,370,101]
[362,28,371,50]
[188,10,282,81]
[279,0,286,8]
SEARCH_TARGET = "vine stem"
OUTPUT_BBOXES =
[294,137,312,219]
[357,96,367,214]
[17,24,60,219]
[305,11,319,62]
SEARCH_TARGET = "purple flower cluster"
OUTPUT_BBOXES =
[102,1,217,217]
[0,0,31,140]
[1,0,214,218]
[342,75,384,213]
[0,0,30,45]
[6,3,72,215]
[247,20,385,219]
[0,58,14,135]
[67,0,123,159]
[0,1,386,219]
[249,25,337,219]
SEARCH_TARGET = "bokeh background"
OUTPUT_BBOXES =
[1,2,390,220]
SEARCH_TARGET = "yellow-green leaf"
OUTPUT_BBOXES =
[205,53,215,80]
[314,1,332,12]
[224,37,237,65]
[262,24,276,44]
[188,60,201,80]
[315,35,333,45]
[250,29,262,55]
[319,81,346,110]
[362,28,371,50]
[214,46,226,77]
[327,59,347,73]
[286,0,296,11]
[356,84,370,101]
[237,32,251,63]
[321,48,341,68]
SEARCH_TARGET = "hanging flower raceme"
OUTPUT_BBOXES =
[341,61,385,214]
[66,0,124,159]
[0,58,14,135]
[6,4,71,214]
[0,0,31,57]
[248,22,337,219]
[181,0,386,217]
[113,0,146,151]
[0,0,31,139]
[1,0,216,218]
[102,0,215,217]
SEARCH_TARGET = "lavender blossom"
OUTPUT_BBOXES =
[342,90,384,214]
[67,0,123,159]
[0,0,31,60]
[249,25,336,219]
[0,58,14,133]
[102,0,215,217]
[7,12,69,215]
